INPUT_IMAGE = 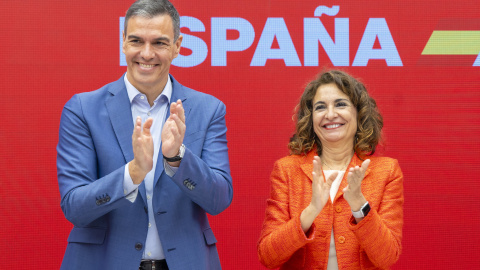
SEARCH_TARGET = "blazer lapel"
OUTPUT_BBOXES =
[105,76,134,163]
[105,75,147,206]
[299,149,317,182]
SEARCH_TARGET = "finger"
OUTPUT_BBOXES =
[355,163,367,179]
[347,171,354,184]
[325,171,338,187]
[170,102,177,115]
[170,113,186,135]
[143,118,154,135]
[343,184,349,193]
[169,123,181,139]
[312,158,321,186]
[133,116,142,138]
[312,156,322,177]
[176,99,185,123]
[162,119,175,137]
[361,159,371,172]
[351,165,362,179]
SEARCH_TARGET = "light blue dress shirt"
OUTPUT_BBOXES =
[122,75,172,260]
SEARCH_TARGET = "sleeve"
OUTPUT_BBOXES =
[257,160,317,269]
[163,159,178,177]
[169,100,233,215]
[348,159,404,269]
[124,163,139,202]
[57,95,133,227]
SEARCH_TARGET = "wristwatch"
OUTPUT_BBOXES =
[352,201,370,218]
[163,144,185,162]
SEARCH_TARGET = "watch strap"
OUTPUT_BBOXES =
[163,144,185,162]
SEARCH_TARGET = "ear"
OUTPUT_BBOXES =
[173,35,183,59]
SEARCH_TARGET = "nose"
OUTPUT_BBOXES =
[140,43,155,60]
[324,106,336,119]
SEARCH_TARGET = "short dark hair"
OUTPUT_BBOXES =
[288,70,383,159]
[124,0,180,41]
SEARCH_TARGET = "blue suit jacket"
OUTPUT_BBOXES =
[57,75,233,270]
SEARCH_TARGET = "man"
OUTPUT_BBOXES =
[56,0,233,269]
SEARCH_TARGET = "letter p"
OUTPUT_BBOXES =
[211,18,255,66]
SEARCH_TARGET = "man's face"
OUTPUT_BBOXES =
[122,14,182,94]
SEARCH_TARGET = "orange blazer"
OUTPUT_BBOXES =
[258,149,404,269]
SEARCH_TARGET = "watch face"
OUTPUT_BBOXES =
[179,144,185,158]
[362,203,371,216]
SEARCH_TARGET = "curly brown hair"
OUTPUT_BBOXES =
[288,70,383,159]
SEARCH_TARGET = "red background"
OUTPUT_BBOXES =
[1,0,480,269]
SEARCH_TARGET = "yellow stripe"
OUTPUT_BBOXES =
[422,31,480,55]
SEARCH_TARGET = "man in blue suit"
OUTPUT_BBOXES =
[56,0,233,269]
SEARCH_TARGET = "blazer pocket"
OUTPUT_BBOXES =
[67,227,106,245]
[203,228,217,246]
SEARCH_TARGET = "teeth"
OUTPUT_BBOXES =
[139,63,155,68]
[325,124,341,128]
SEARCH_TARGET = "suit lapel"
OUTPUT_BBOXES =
[105,76,134,163]
[105,75,147,206]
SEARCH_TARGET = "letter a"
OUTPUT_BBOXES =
[352,18,402,66]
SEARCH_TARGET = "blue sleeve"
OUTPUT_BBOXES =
[57,95,132,226]
[170,101,233,215]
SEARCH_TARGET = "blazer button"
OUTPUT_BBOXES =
[338,236,346,244]
[335,206,342,213]
[135,243,143,250]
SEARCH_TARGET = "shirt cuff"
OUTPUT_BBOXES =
[163,159,179,177]
[124,163,140,203]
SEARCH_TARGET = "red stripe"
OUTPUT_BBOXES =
[417,55,477,66]
[436,18,480,30]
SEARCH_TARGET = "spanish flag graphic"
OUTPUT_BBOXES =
[419,18,480,66]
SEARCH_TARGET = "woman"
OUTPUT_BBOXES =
[258,70,403,269]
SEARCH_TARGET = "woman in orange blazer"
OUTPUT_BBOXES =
[258,70,403,270]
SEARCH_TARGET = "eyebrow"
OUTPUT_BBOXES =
[127,35,171,43]
[313,98,350,106]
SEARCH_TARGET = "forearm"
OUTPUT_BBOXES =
[350,160,403,268]
[300,204,321,233]
[59,166,131,226]
[258,212,315,269]
[170,148,233,215]
[349,208,402,268]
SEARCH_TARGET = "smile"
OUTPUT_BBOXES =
[324,123,343,129]
[138,63,156,68]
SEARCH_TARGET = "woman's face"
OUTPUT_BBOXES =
[312,83,358,147]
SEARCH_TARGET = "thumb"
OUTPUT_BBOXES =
[361,159,371,172]
[326,171,338,187]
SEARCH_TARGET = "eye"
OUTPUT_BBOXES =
[155,41,168,46]
[314,104,326,111]
[336,101,348,107]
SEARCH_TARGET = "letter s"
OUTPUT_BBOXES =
[172,16,208,68]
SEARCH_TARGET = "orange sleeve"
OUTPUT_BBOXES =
[257,160,316,269]
[348,159,404,269]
